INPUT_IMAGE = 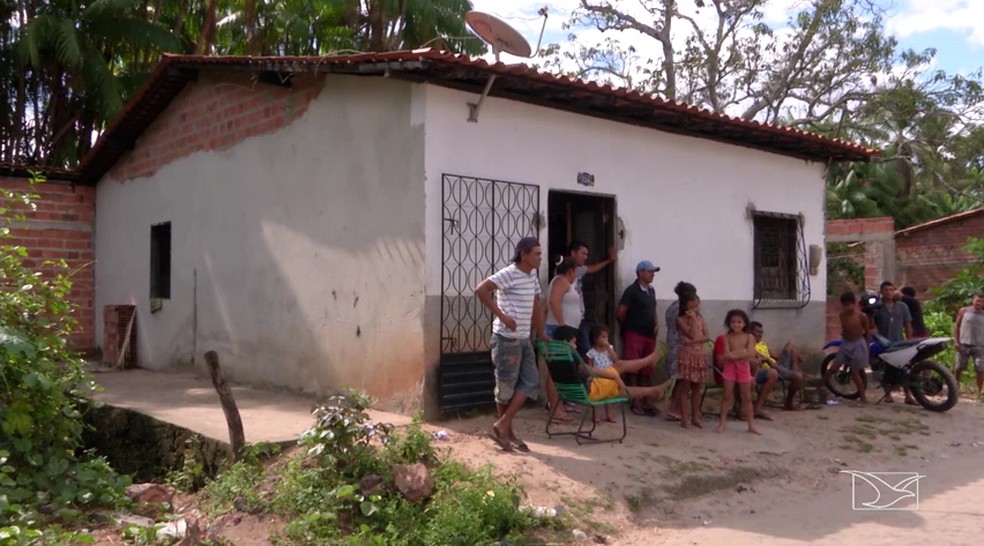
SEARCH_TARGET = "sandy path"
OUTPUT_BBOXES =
[435,395,984,545]
[639,450,984,545]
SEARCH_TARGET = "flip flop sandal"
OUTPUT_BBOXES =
[605,416,618,423]
[630,406,647,416]
[643,407,661,417]
[487,429,513,452]
[905,399,919,406]
[755,413,774,421]
[664,414,682,422]
[511,439,531,453]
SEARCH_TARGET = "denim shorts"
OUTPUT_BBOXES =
[490,334,540,405]
[957,344,984,372]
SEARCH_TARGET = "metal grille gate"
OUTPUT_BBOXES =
[438,174,540,412]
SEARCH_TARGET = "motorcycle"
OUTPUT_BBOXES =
[820,291,959,412]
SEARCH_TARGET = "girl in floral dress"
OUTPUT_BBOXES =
[675,293,710,429]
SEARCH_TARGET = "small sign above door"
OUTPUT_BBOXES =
[577,172,595,187]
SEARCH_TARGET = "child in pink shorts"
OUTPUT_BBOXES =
[715,310,760,435]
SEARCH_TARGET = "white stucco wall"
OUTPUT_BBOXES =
[422,85,829,348]
[95,75,427,403]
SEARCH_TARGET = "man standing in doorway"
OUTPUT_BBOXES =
[475,237,547,453]
[567,240,617,353]
[872,280,915,404]
[617,260,661,415]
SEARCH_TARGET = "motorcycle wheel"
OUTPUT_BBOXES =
[908,360,959,412]
[821,353,866,400]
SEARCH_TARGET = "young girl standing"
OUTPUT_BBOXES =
[675,293,710,429]
[717,310,760,435]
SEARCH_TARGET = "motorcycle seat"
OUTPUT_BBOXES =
[881,339,922,352]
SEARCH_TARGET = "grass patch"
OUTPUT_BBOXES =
[654,455,712,478]
[840,434,875,453]
[625,486,658,513]
[839,415,930,454]
[664,467,770,501]
[566,496,618,535]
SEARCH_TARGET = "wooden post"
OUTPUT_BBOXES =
[204,350,245,461]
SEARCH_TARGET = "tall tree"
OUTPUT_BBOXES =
[3,0,183,165]
[551,0,897,128]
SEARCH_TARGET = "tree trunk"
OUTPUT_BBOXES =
[661,0,676,100]
[205,351,246,461]
[368,0,384,51]
[195,0,218,55]
[245,0,258,55]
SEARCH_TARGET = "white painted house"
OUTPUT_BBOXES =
[77,50,874,415]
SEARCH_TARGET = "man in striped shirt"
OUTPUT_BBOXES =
[475,236,547,453]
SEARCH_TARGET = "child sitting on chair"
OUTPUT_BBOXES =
[554,326,667,403]
[586,324,664,422]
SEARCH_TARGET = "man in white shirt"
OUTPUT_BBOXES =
[475,236,547,453]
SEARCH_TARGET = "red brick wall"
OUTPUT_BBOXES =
[109,72,325,182]
[0,177,96,350]
[896,211,984,299]
[826,217,895,238]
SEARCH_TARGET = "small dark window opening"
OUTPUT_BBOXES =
[753,214,799,303]
[150,222,171,299]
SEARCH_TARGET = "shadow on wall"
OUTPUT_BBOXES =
[109,76,429,410]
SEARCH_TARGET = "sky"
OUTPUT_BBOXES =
[467,0,983,77]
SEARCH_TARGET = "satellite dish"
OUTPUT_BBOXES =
[464,11,532,61]
[462,8,549,122]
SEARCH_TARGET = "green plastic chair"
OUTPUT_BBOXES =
[536,340,629,444]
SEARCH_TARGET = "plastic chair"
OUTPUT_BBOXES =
[536,340,629,444]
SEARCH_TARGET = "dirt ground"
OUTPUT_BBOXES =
[89,387,984,545]
[431,389,984,545]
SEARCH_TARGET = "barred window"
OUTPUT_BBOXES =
[752,212,810,308]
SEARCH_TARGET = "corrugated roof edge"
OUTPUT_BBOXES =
[76,49,880,184]
[895,207,984,236]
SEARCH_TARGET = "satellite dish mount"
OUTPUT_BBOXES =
[464,8,548,122]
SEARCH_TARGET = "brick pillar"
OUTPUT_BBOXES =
[103,305,137,368]
[864,241,884,290]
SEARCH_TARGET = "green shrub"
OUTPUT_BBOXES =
[270,393,535,545]
[202,460,266,514]
[1,176,128,537]
[926,238,984,314]
[421,462,527,546]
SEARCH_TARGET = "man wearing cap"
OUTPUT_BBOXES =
[475,236,547,453]
[617,260,661,415]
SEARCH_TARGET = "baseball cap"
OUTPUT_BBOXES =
[512,236,541,262]
[636,260,660,272]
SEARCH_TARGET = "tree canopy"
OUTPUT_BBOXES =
[544,0,984,228]
[1,0,981,229]
[0,0,480,167]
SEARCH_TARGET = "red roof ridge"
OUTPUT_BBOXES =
[74,49,877,184]
[896,207,984,236]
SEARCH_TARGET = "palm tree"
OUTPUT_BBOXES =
[208,0,483,56]
[13,0,183,165]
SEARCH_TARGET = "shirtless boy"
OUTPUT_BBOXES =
[828,292,872,404]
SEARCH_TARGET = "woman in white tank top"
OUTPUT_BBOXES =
[546,258,583,337]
